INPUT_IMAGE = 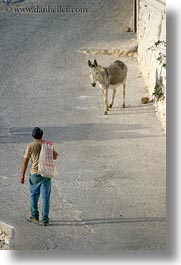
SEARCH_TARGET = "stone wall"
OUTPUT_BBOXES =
[137,0,166,130]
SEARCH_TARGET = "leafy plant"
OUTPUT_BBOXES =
[148,40,166,68]
[153,83,164,101]
[148,41,166,101]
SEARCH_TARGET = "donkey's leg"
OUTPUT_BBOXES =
[110,88,116,108]
[123,84,126,108]
[103,89,109,115]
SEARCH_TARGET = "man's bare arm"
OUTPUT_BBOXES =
[20,158,29,184]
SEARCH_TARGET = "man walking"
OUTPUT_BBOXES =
[20,127,58,226]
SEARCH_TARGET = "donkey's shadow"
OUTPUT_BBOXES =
[107,103,155,115]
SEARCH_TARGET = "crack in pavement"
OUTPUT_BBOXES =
[48,217,166,226]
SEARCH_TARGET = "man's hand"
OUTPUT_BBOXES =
[53,150,58,160]
[20,158,29,184]
[20,175,25,184]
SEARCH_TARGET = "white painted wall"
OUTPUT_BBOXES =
[137,0,166,129]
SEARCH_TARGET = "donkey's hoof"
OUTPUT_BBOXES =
[109,104,113,108]
[104,111,108,115]
[123,104,126,108]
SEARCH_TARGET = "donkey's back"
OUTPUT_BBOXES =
[107,60,127,85]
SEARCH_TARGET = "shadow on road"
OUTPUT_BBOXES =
[0,123,163,144]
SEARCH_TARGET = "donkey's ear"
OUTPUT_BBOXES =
[94,59,98,67]
[88,60,92,67]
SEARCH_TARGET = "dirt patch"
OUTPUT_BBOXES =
[79,46,138,58]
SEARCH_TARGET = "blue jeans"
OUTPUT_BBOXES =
[29,173,51,223]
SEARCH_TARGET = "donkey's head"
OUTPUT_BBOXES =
[88,59,100,87]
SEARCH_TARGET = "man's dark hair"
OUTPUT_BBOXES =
[32,127,43,139]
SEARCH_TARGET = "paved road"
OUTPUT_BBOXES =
[0,0,166,250]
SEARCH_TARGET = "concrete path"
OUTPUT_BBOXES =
[0,0,166,250]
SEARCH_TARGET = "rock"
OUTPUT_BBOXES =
[141,97,150,104]
[3,244,9,250]
[127,27,133,32]
[5,234,10,245]
[0,231,5,241]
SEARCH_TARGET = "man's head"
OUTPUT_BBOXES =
[32,127,43,140]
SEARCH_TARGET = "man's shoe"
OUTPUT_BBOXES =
[28,216,39,223]
[40,221,49,226]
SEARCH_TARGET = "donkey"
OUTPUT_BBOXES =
[88,59,128,115]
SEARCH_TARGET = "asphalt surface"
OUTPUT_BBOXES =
[0,0,166,250]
